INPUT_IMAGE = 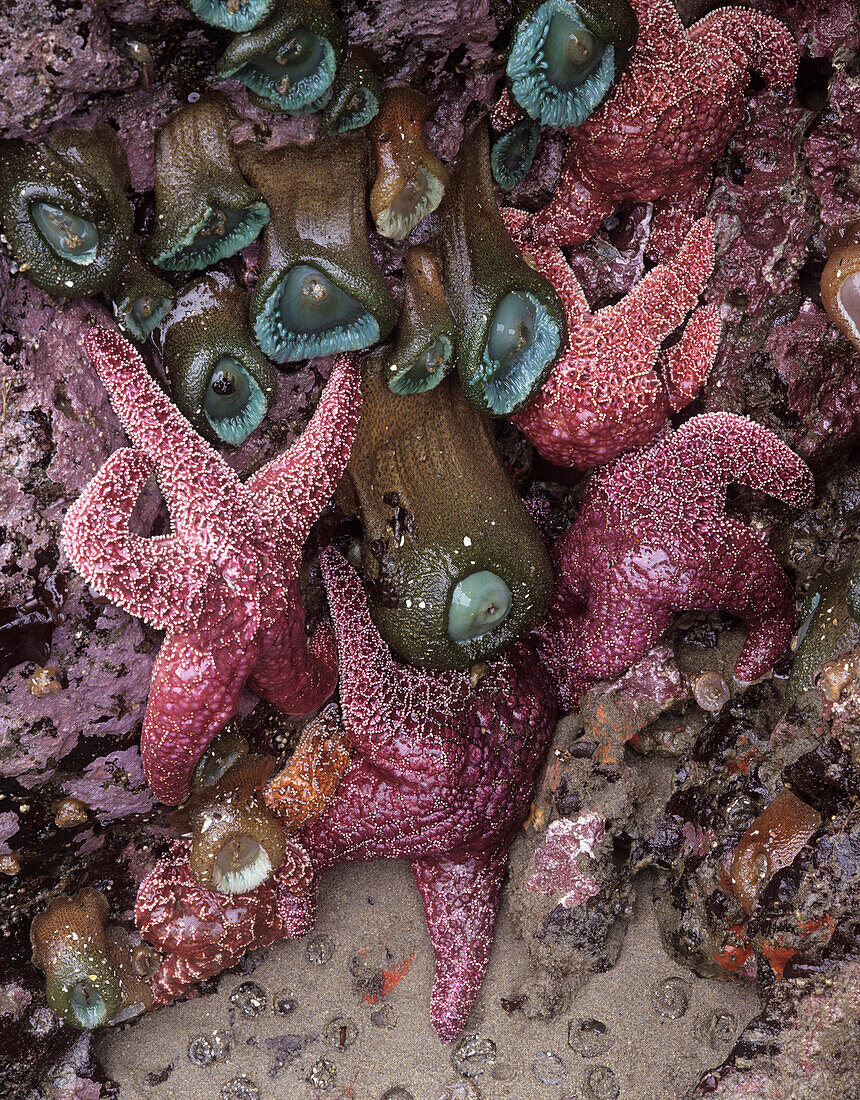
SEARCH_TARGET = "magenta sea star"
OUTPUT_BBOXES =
[501,0,797,261]
[267,548,557,1040]
[62,327,360,805]
[535,413,815,708]
[503,208,721,469]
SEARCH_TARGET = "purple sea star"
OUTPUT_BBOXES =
[501,0,797,261]
[62,327,360,805]
[535,413,814,709]
[269,548,557,1040]
[503,208,721,469]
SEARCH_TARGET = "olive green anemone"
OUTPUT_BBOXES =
[491,118,540,190]
[320,49,381,134]
[387,245,456,396]
[787,564,860,705]
[342,355,553,669]
[159,272,276,447]
[434,121,566,416]
[217,0,346,115]
[111,240,175,343]
[507,0,637,128]
[186,754,287,894]
[147,92,269,272]
[368,86,449,241]
[191,727,250,791]
[0,124,132,298]
[31,889,123,1029]
[187,0,276,32]
[239,134,395,363]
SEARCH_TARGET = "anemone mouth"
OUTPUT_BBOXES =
[30,201,99,265]
[478,289,562,414]
[448,571,513,642]
[837,271,860,339]
[202,356,268,446]
[491,119,540,190]
[388,335,454,395]
[507,0,617,127]
[234,29,337,112]
[374,166,446,241]
[212,834,273,894]
[117,293,173,342]
[188,0,276,32]
[254,263,380,363]
[68,979,110,1029]
[151,201,270,271]
[329,86,380,133]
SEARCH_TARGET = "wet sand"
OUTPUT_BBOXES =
[99,856,760,1100]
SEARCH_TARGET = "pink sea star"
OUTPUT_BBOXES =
[503,208,721,469]
[62,328,360,805]
[501,0,797,261]
[136,838,314,1004]
[267,549,557,1041]
[535,414,814,709]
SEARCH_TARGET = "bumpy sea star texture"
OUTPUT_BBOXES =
[504,208,721,468]
[508,0,797,261]
[284,549,557,1040]
[536,414,814,708]
[135,837,314,1004]
[62,328,361,805]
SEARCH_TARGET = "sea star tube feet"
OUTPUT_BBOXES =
[290,549,557,1040]
[504,209,720,468]
[509,0,798,261]
[62,327,361,804]
[535,413,814,708]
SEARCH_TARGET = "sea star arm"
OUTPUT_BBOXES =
[141,607,262,805]
[648,176,712,264]
[319,548,469,783]
[411,851,507,1041]
[688,8,798,88]
[62,447,204,630]
[490,89,521,130]
[671,413,814,511]
[521,143,615,249]
[248,353,362,546]
[659,301,722,412]
[596,218,715,343]
[83,327,240,544]
[502,207,591,319]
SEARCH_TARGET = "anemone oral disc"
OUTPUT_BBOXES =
[31,202,99,264]
[448,571,513,642]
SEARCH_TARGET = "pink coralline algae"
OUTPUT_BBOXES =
[287,550,557,1041]
[506,0,797,261]
[535,414,814,709]
[135,838,314,1004]
[526,814,605,909]
[61,747,154,824]
[62,328,361,806]
[504,209,721,469]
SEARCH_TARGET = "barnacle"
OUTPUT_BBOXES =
[158,271,275,446]
[147,92,269,271]
[0,125,132,298]
[240,134,395,362]
[507,0,637,127]
[368,86,449,240]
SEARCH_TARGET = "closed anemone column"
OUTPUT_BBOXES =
[320,49,382,134]
[158,272,275,446]
[340,353,553,669]
[0,124,132,298]
[434,120,566,416]
[147,92,270,271]
[217,0,346,115]
[387,245,456,395]
[240,134,395,363]
[112,240,175,343]
[31,890,123,1029]
[507,0,638,127]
